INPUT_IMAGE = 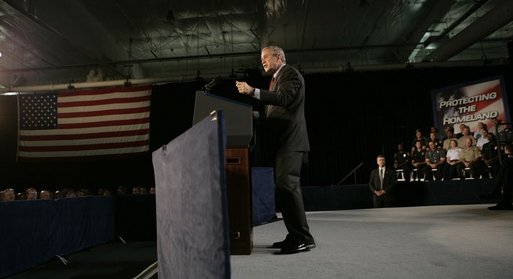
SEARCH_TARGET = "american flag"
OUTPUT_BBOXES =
[17,86,151,161]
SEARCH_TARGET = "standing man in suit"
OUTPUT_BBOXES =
[235,45,315,254]
[484,144,513,210]
[369,154,396,208]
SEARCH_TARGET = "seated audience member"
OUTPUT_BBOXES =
[424,141,446,181]
[149,187,156,194]
[481,132,500,178]
[442,127,456,150]
[16,192,26,200]
[445,139,464,179]
[77,189,89,197]
[474,121,488,140]
[482,144,513,210]
[132,186,141,195]
[430,126,446,141]
[39,190,52,200]
[25,187,38,200]
[411,140,426,180]
[458,125,476,149]
[65,189,77,198]
[476,129,490,150]
[411,129,428,150]
[428,131,444,149]
[455,123,468,138]
[54,190,64,199]
[117,185,128,195]
[460,137,484,179]
[393,143,411,181]
[1,188,15,201]
[139,187,148,194]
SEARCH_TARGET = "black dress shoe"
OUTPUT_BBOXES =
[275,242,310,255]
[271,238,316,249]
[271,239,287,249]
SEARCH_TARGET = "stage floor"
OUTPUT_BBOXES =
[232,204,513,279]
[7,204,513,279]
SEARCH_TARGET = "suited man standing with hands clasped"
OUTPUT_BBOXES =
[369,154,396,208]
[235,46,315,254]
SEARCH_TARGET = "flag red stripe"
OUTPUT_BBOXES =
[58,95,150,108]
[58,107,150,118]
[58,117,149,129]
[20,129,150,141]
[18,140,149,152]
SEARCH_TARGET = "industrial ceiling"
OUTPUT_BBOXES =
[0,0,512,90]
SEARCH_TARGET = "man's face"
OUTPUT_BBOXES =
[377,157,385,167]
[466,138,472,147]
[27,190,37,200]
[5,189,15,201]
[429,142,436,150]
[261,48,280,73]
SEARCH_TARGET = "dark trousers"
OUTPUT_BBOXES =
[373,194,394,208]
[495,158,513,205]
[274,151,313,242]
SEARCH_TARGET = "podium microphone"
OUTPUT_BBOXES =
[202,77,221,91]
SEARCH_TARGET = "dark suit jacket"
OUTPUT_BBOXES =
[369,167,396,194]
[259,64,310,153]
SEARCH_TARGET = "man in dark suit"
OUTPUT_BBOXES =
[485,144,513,210]
[236,46,314,254]
[369,154,396,208]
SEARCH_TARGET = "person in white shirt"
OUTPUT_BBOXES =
[445,139,463,179]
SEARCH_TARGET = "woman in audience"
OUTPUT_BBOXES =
[445,139,464,179]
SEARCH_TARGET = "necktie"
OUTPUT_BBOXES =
[379,168,384,189]
[269,76,275,90]
[266,76,276,116]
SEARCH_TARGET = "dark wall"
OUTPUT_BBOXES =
[1,64,512,192]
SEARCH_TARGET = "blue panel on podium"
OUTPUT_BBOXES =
[153,111,230,279]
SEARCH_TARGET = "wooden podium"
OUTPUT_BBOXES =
[225,148,253,255]
[193,91,254,255]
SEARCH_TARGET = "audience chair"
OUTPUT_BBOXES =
[396,169,406,182]
[410,168,424,182]
[463,167,474,180]
[430,168,438,181]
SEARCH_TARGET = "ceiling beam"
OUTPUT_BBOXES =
[424,0,513,62]
[395,0,457,62]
